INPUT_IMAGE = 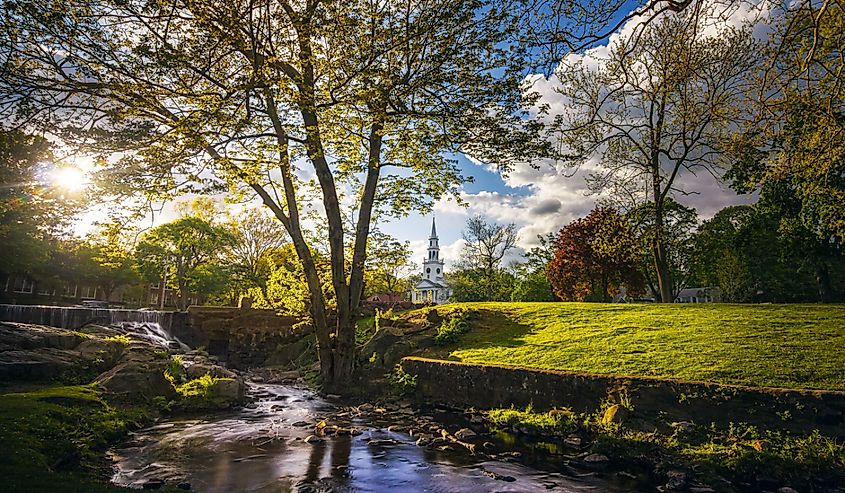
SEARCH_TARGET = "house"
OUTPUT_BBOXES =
[675,287,721,303]
[1,273,198,309]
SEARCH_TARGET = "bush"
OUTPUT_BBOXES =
[105,334,132,345]
[386,365,417,397]
[487,405,578,435]
[164,355,184,385]
[434,310,473,345]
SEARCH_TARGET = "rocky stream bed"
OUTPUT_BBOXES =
[110,379,646,492]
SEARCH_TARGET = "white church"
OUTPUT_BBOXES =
[412,218,452,304]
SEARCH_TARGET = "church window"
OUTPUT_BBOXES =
[426,268,430,274]
[436,268,440,274]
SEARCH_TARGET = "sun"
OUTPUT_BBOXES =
[52,166,89,192]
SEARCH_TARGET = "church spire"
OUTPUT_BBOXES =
[430,216,437,239]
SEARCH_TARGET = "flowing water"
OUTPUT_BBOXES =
[110,384,638,493]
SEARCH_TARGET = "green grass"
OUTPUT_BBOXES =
[411,302,845,391]
[488,405,579,435]
[0,385,154,492]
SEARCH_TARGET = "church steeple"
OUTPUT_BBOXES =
[424,216,443,280]
[415,216,450,303]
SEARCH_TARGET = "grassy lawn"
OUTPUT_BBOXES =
[413,302,845,391]
[0,385,156,492]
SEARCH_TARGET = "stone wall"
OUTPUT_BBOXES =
[400,356,845,438]
[176,306,309,368]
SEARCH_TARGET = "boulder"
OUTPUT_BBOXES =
[185,362,237,380]
[208,377,245,405]
[96,349,176,402]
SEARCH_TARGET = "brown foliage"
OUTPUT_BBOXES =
[547,208,644,302]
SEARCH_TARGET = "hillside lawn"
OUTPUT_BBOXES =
[409,302,845,391]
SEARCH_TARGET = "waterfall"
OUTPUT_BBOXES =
[0,304,187,349]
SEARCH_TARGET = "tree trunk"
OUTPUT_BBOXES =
[815,262,833,303]
[178,278,189,311]
[600,274,610,302]
[652,181,673,303]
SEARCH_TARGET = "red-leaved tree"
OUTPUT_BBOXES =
[547,208,644,302]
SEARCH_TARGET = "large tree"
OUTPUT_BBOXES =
[547,208,644,302]
[87,223,141,301]
[0,0,551,388]
[457,215,518,301]
[224,208,289,301]
[511,233,555,302]
[553,4,757,302]
[690,205,842,302]
[728,3,845,288]
[134,216,233,310]
[363,231,413,297]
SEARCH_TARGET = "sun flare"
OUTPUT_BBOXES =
[52,166,88,192]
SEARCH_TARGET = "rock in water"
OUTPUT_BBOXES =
[583,454,610,464]
[454,428,477,440]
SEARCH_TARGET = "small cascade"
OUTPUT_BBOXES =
[112,321,190,351]
[0,304,187,349]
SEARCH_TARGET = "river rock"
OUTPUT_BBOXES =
[304,435,322,444]
[564,436,582,448]
[671,421,695,433]
[481,469,516,482]
[777,488,799,493]
[141,479,165,490]
[664,471,688,491]
[583,453,610,464]
[454,428,477,440]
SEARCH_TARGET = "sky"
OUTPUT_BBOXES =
[66,0,766,273]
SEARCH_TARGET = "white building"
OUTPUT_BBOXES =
[412,218,451,304]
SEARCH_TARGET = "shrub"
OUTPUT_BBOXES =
[105,334,132,345]
[487,405,579,435]
[434,310,472,345]
[164,355,184,385]
[386,365,417,397]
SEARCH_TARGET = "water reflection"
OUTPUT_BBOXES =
[111,384,627,492]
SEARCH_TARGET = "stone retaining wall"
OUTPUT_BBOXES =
[400,356,845,437]
[177,306,308,368]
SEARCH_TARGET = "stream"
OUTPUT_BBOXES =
[110,383,642,493]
